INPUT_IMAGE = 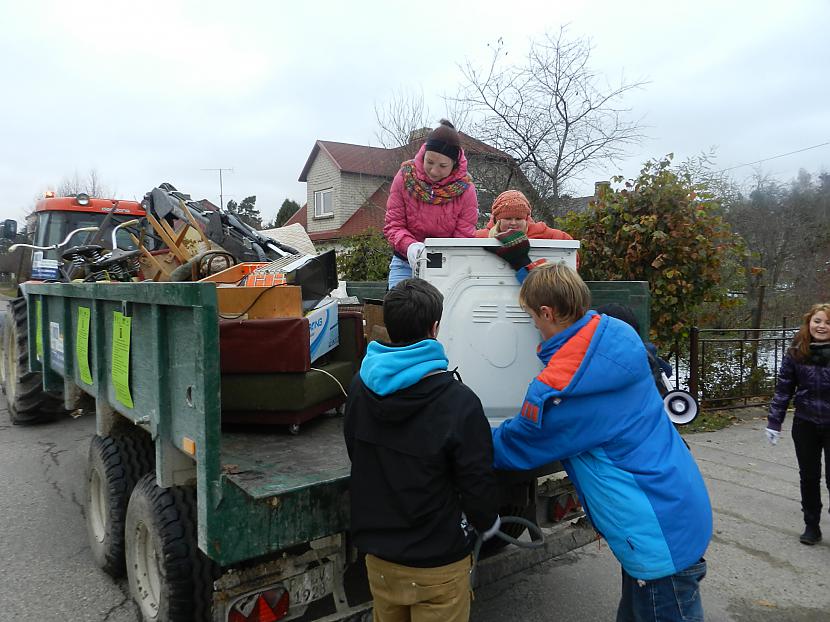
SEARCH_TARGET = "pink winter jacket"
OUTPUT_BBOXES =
[383,144,479,257]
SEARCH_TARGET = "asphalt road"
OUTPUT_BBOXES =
[1,398,828,621]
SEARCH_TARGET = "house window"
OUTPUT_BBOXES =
[314,189,333,218]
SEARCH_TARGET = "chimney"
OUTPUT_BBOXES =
[408,127,431,143]
[594,180,611,198]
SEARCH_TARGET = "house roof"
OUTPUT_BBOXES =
[284,203,307,227]
[305,184,389,243]
[298,132,513,182]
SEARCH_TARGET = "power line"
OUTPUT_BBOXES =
[718,141,830,173]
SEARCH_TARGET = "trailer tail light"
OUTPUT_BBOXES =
[228,588,289,622]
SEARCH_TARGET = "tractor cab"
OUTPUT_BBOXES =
[17,192,147,282]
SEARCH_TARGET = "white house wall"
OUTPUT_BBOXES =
[340,171,387,223]
[306,152,342,233]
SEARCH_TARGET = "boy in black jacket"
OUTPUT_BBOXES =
[344,278,500,622]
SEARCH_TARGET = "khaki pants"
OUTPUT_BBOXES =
[365,554,472,622]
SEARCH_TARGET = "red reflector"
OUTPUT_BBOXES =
[229,589,289,622]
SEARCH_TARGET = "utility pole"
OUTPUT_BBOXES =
[201,168,233,210]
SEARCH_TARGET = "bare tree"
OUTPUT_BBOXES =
[374,87,431,151]
[455,28,646,204]
[56,169,113,198]
[374,88,473,158]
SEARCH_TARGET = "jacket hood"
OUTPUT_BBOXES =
[359,338,449,396]
[413,143,469,187]
[537,312,650,397]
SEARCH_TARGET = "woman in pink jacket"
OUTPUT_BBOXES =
[383,119,478,289]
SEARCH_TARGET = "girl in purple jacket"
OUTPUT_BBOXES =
[383,119,478,289]
[767,302,830,544]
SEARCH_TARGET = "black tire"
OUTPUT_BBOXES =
[125,474,218,622]
[479,503,533,557]
[86,432,155,577]
[2,296,66,424]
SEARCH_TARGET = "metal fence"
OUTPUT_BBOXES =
[679,320,798,409]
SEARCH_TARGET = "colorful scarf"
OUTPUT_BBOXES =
[400,160,472,205]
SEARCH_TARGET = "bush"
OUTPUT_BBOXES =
[561,155,744,349]
[337,229,392,281]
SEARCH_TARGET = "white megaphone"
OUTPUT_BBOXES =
[658,373,699,425]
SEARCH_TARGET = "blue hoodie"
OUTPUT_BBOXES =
[492,312,712,580]
[359,339,448,395]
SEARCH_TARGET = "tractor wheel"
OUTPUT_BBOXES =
[125,474,218,622]
[86,431,155,577]
[2,297,65,424]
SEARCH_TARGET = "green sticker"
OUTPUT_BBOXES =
[111,311,134,409]
[35,299,43,360]
[76,307,93,385]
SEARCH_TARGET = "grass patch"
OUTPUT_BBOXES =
[679,409,739,434]
[0,286,17,298]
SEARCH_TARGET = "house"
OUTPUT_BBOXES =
[293,129,536,251]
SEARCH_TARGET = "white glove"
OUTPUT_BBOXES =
[481,515,502,541]
[406,242,426,273]
[765,428,780,446]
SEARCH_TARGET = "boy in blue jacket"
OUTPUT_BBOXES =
[488,255,712,622]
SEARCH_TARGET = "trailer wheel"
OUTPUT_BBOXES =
[2,297,65,424]
[86,432,155,577]
[126,474,217,622]
[479,502,533,557]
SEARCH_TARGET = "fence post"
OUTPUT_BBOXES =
[689,326,699,401]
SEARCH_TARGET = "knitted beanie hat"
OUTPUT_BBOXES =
[424,119,461,162]
[492,190,531,221]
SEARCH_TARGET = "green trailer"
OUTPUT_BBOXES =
[20,277,652,622]
[23,281,369,622]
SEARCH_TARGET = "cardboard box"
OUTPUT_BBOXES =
[307,298,339,362]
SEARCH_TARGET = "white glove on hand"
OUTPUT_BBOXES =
[765,428,780,446]
[481,515,502,541]
[406,242,426,273]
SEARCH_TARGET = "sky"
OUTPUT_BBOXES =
[1,0,828,224]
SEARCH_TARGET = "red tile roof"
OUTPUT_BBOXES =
[298,132,512,182]
[284,203,307,227]
[199,199,220,212]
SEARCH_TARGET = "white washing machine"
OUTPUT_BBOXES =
[418,238,580,426]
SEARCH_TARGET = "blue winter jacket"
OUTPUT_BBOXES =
[492,311,712,580]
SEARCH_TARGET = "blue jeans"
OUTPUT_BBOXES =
[616,559,707,622]
[387,255,412,290]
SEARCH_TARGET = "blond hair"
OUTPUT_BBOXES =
[791,303,830,362]
[519,262,590,325]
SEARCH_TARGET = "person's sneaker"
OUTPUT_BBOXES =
[800,525,822,545]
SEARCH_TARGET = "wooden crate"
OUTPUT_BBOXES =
[201,263,301,319]
[363,299,388,342]
[215,285,302,319]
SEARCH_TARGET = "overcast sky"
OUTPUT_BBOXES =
[1,0,828,224]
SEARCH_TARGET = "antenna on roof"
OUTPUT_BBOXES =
[201,167,234,210]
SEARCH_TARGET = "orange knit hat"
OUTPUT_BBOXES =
[491,190,531,221]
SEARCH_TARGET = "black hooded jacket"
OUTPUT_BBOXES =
[344,370,499,568]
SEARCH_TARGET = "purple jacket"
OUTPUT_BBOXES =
[767,353,830,431]
[383,144,478,257]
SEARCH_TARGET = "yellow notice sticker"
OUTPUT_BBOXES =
[35,299,43,361]
[76,307,93,385]
[111,311,134,409]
